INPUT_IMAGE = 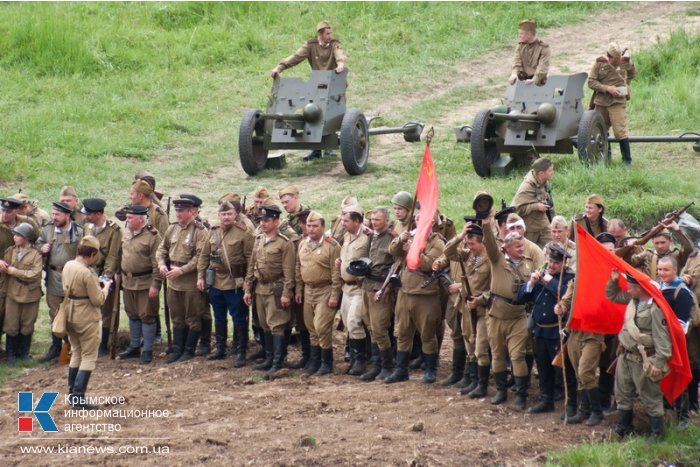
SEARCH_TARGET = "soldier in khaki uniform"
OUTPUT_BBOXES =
[81,198,123,357]
[588,42,636,164]
[14,193,50,227]
[391,191,413,236]
[1,223,42,362]
[358,207,397,381]
[508,19,550,86]
[511,158,555,248]
[59,186,85,227]
[295,211,342,375]
[156,198,208,364]
[482,210,535,409]
[436,222,492,397]
[117,205,162,364]
[544,215,577,271]
[243,205,296,377]
[197,200,255,367]
[385,212,445,384]
[629,221,693,279]
[681,250,700,413]
[63,236,112,409]
[245,186,270,228]
[337,205,370,375]
[571,194,608,239]
[505,213,545,267]
[432,211,457,242]
[606,270,672,442]
[271,21,347,161]
[36,201,83,362]
[328,195,357,245]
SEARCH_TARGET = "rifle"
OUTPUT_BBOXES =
[242,195,247,215]
[457,257,478,335]
[615,201,695,258]
[109,274,122,360]
[163,196,173,352]
[375,260,401,303]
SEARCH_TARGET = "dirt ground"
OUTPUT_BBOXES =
[2,3,700,466]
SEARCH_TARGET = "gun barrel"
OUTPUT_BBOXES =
[259,113,308,123]
[489,112,540,123]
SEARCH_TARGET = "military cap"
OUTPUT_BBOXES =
[518,19,537,32]
[341,195,358,208]
[0,197,23,211]
[11,222,37,242]
[607,42,622,58]
[463,216,482,226]
[79,235,100,250]
[595,232,616,245]
[625,272,639,285]
[495,205,516,225]
[134,170,156,189]
[218,201,236,213]
[531,157,553,172]
[466,223,484,237]
[586,194,604,207]
[548,244,569,262]
[472,191,493,220]
[316,20,331,32]
[342,204,364,216]
[52,201,73,214]
[297,209,311,224]
[262,198,281,209]
[258,205,281,219]
[218,192,241,206]
[653,228,672,240]
[123,205,148,216]
[391,191,413,210]
[12,193,30,204]
[132,179,154,197]
[253,186,269,198]
[306,211,324,223]
[278,185,299,198]
[347,257,372,277]
[179,194,202,208]
[60,186,78,198]
[81,198,106,214]
[173,198,196,210]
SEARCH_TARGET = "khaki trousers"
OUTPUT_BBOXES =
[395,291,441,354]
[567,330,605,390]
[3,298,40,335]
[487,314,528,376]
[303,285,336,350]
[255,293,290,336]
[167,289,205,331]
[123,289,159,323]
[615,353,664,417]
[361,289,394,351]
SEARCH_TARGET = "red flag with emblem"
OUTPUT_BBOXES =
[571,225,691,403]
[406,142,439,270]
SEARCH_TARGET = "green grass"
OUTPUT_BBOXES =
[547,425,700,466]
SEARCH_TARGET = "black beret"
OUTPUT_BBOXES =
[81,198,107,213]
[52,201,74,214]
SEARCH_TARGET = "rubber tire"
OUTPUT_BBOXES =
[239,109,269,176]
[577,110,608,166]
[340,108,369,175]
[470,108,501,177]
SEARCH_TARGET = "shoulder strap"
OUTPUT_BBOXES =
[217,229,234,277]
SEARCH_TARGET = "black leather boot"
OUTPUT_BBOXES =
[490,372,508,405]
[5,335,18,364]
[99,327,110,356]
[264,335,287,379]
[18,334,33,361]
[467,365,490,398]
[67,366,79,398]
[585,389,604,426]
[288,330,311,369]
[422,353,438,384]
[524,354,534,390]
[71,370,98,410]
[208,321,228,360]
[360,344,381,381]
[440,347,466,386]
[233,325,248,368]
[567,389,590,424]
[303,150,322,161]
[646,416,664,443]
[620,138,632,165]
[177,329,201,363]
[512,376,528,410]
[613,409,634,438]
[316,348,333,376]
[253,332,274,370]
[376,347,396,381]
[304,346,322,375]
[196,319,212,356]
[675,391,690,430]
[385,351,409,384]
[165,327,187,364]
[40,334,63,362]
[456,360,477,391]
[348,338,368,376]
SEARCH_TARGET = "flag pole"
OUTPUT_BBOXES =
[406,127,434,230]
[557,255,569,423]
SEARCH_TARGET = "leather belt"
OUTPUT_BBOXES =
[306,281,332,288]
[491,293,517,305]
[624,347,656,360]
[344,280,360,286]
[69,295,89,300]
[537,322,559,329]
[124,269,153,278]
[258,275,282,285]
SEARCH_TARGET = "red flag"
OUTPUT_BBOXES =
[406,142,439,270]
[571,225,691,403]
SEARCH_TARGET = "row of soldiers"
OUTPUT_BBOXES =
[1,165,698,440]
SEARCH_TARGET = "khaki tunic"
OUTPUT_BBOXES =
[121,226,163,323]
[629,232,693,279]
[273,38,347,74]
[2,246,43,335]
[27,206,51,228]
[1,215,40,261]
[512,170,554,247]
[198,220,255,291]
[570,213,608,239]
[156,221,208,292]
[681,251,700,365]
[340,230,370,296]
[360,228,396,351]
[328,216,347,246]
[84,220,122,279]
[63,259,108,371]
[588,57,637,108]
[432,214,456,242]
[284,203,311,237]
[512,39,550,85]
[147,203,170,238]
[36,222,84,297]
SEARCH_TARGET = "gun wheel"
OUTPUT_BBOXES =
[340,108,369,176]
[577,110,608,166]
[470,109,501,177]
[239,109,268,176]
